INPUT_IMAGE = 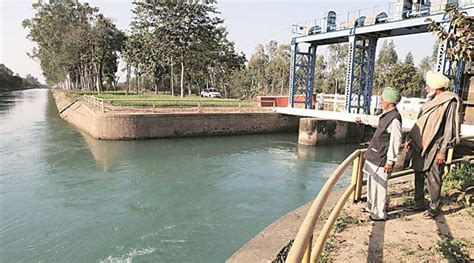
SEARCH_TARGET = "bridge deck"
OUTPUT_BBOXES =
[275,107,474,136]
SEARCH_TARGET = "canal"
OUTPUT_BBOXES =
[0,89,357,262]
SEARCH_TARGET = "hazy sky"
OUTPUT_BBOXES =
[0,0,438,83]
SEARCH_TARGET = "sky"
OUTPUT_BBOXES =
[0,0,438,83]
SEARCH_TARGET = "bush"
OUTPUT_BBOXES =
[334,212,363,233]
[442,160,473,197]
[432,235,471,262]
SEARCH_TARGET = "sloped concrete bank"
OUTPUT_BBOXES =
[52,90,300,139]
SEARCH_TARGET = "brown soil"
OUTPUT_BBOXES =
[325,180,474,262]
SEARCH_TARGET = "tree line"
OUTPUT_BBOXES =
[23,0,124,93]
[230,39,437,99]
[0,64,44,91]
[23,0,246,97]
[23,0,439,98]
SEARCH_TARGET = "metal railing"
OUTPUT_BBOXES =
[292,1,470,36]
[81,95,268,113]
[105,98,257,111]
[315,93,426,113]
[286,135,474,263]
[82,95,105,113]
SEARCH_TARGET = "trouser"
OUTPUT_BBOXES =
[364,161,389,220]
[414,162,444,212]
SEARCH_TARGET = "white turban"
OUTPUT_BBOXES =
[426,70,450,90]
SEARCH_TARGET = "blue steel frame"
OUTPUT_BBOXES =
[305,44,317,109]
[344,35,356,113]
[289,39,317,109]
[344,35,377,114]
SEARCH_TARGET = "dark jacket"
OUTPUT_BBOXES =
[364,109,402,166]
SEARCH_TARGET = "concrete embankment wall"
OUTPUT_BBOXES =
[52,90,300,139]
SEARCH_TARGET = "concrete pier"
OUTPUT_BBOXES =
[298,118,367,146]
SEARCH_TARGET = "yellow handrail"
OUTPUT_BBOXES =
[286,149,361,262]
[311,183,356,262]
[286,135,473,263]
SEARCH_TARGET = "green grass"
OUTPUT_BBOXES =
[67,90,259,108]
[334,212,363,233]
[431,235,472,262]
[467,207,474,218]
[442,160,473,197]
[318,235,335,263]
[94,93,256,108]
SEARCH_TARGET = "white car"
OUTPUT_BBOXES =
[200,88,221,98]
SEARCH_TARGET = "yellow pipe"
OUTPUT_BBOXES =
[285,150,361,263]
[302,234,312,263]
[310,184,356,262]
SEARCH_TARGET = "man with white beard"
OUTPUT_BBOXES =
[405,70,462,219]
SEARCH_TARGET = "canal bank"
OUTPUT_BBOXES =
[52,89,300,139]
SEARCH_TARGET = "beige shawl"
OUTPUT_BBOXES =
[409,91,461,157]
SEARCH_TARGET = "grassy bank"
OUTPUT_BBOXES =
[66,90,257,108]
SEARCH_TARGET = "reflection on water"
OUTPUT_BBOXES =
[0,89,358,262]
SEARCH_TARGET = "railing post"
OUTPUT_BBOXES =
[355,152,365,201]
[444,148,454,174]
[350,152,360,202]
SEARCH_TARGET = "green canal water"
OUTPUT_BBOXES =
[0,89,357,262]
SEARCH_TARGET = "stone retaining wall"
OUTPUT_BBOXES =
[52,90,300,139]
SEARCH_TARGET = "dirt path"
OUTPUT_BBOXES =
[326,180,473,262]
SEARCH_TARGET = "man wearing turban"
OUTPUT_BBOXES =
[406,70,462,219]
[363,87,403,221]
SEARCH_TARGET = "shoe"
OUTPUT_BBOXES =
[404,205,425,212]
[369,215,386,221]
[360,207,370,213]
[423,210,439,219]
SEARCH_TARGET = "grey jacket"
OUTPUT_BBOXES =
[412,100,456,172]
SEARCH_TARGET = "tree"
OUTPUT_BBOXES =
[23,74,42,88]
[128,0,243,97]
[374,40,398,94]
[314,55,327,93]
[428,4,473,63]
[387,63,424,97]
[405,52,414,65]
[326,43,348,94]
[418,56,432,77]
[0,64,23,90]
[23,0,124,92]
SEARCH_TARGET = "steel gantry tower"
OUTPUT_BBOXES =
[288,1,474,115]
[344,33,378,114]
[289,41,317,109]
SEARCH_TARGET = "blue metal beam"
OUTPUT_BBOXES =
[289,42,298,108]
[305,44,317,109]
[294,6,474,45]
[344,35,356,113]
